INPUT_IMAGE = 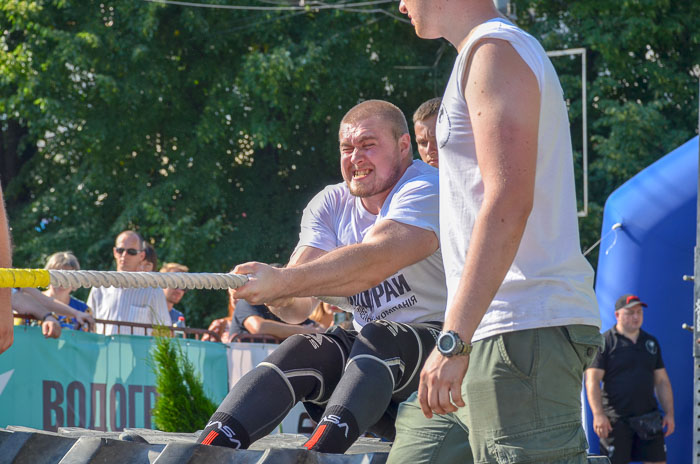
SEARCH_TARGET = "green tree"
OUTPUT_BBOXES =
[0,1,451,326]
[513,0,700,266]
[150,334,218,432]
[4,0,696,325]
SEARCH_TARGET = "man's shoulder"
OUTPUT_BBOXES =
[389,161,439,198]
[318,182,351,199]
[306,182,354,211]
[144,287,167,296]
[104,287,166,303]
[638,328,660,344]
[233,301,275,328]
[118,286,166,299]
[602,326,616,337]
[234,300,267,317]
[599,327,618,352]
[403,160,439,184]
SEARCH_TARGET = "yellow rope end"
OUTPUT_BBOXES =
[0,269,51,288]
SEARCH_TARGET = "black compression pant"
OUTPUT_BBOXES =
[197,320,441,453]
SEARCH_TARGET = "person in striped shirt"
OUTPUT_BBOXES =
[87,230,170,335]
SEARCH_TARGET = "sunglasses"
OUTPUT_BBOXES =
[114,247,142,256]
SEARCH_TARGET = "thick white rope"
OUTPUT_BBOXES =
[48,269,249,290]
[45,269,354,312]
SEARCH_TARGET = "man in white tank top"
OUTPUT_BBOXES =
[388,1,603,463]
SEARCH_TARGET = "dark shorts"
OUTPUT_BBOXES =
[600,418,666,464]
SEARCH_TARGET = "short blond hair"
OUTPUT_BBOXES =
[44,251,80,271]
[340,100,409,140]
[160,262,189,273]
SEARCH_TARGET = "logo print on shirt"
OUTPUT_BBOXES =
[437,104,451,149]
[348,274,412,318]
[645,340,657,355]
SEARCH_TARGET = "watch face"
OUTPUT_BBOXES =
[438,333,455,352]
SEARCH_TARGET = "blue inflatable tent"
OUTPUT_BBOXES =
[589,136,698,463]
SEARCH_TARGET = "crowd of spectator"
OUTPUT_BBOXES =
[1,98,440,347]
[9,228,355,344]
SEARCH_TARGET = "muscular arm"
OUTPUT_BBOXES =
[265,246,327,324]
[418,39,541,417]
[242,315,320,340]
[654,367,675,436]
[443,39,538,346]
[11,291,62,338]
[585,368,612,438]
[233,220,438,305]
[22,288,95,329]
[0,187,12,352]
[12,290,54,319]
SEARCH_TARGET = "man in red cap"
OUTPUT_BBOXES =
[585,294,674,464]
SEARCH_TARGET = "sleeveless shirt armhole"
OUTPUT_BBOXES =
[456,27,545,95]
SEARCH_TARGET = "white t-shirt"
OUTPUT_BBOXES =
[295,160,446,329]
[88,286,171,336]
[437,19,600,342]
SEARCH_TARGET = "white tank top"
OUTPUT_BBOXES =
[437,19,600,341]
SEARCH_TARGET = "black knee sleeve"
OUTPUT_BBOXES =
[266,333,347,404]
[304,321,440,453]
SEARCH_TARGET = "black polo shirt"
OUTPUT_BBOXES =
[590,327,664,419]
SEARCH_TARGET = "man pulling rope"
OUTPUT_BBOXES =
[197,100,446,454]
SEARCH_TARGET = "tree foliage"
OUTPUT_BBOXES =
[512,0,700,265]
[0,0,452,326]
[150,334,218,432]
[1,0,698,326]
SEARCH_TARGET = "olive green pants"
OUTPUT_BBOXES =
[387,325,603,464]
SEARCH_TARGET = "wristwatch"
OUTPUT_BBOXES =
[437,330,472,357]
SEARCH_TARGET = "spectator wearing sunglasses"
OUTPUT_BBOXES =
[159,262,188,325]
[87,230,170,335]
